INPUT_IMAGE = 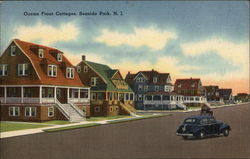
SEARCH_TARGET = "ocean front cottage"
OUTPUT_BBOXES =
[125,69,186,110]
[0,39,90,122]
[204,85,224,105]
[76,56,136,117]
[219,88,233,104]
[174,78,208,107]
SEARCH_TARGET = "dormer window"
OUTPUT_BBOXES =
[38,49,44,58]
[77,66,81,73]
[192,83,195,88]
[66,67,74,79]
[11,45,16,56]
[84,66,88,73]
[166,77,171,83]
[0,64,8,76]
[48,65,57,77]
[57,53,62,62]
[153,77,157,83]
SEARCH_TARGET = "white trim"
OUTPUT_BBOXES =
[24,107,36,117]
[48,107,54,117]
[13,40,41,80]
[66,67,74,79]
[48,64,57,77]
[57,53,62,62]
[0,84,90,89]
[9,107,20,116]
[38,48,44,58]
[0,64,8,76]
[111,70,119,79]
[10,45,16,56]
[133,72,148,81]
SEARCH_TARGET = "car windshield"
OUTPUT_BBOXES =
[184,118,197,124]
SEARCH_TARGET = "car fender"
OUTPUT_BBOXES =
[219,124,231,133]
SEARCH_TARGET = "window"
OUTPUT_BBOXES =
[48,65,57,77]
[91,93,96,100]
[9,107,20,116]
[77,66,81,73]
[38,49,44,58]
[138,94,143,101]
[42,88,46,98]
[10,45,16,56]
[136,77,144,82]
[178,84,182,88]
[95,106,100,112]
[0,64,8,76]
[130,94,134,101]
[56,89,61,98]
[57,53,62,61]
[66,67,74,79]
[138,85,143,91]
[24,88,32,97]
[144,85,148,91]
[155,86,159,92]
[115,106,119,111]
[48,88,53,97]
[18,64,28,76]
[91,77,97,86]
[97,93,103,100]
[25,107,36,117]
[153,77,157,83]
[84,66,88,73]
[110,107,113,112]
[200,118,208,125]
[48,107,54,117]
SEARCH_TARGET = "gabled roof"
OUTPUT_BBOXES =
[174,78,201,90]
[219,88,232,96]
[125,70,171,85]
[204,85,219,92]
[10,39,84,87]
[83,60,133,92]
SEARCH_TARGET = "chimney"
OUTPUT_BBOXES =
[82,55,86,61]
[152,69,154,72]
[128,71,130,75]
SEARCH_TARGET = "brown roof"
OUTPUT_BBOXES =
[174,78,201,90]
[219,88,232,96]
[125,70,171,85]
[204,85,219,92]
[13,39,84,87]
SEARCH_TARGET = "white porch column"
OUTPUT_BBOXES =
[160,95,163,104]
[88,88,90,100]
[67,88,70,103]
[151,95,153,102]
[4,86,7,103]
[78,88,80,102]
[21,86,24,103]
[39,86,42,104]
[54,87,57,103]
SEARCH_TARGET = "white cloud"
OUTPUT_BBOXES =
[181,38,249,65]
[14,21,79,45]
[96,27,177,50]
[181,38,249,79]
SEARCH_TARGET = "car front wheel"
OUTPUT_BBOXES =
[223,129,230,137]
[198,131,206,139]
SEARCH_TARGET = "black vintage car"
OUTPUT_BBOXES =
[176,116,231,139]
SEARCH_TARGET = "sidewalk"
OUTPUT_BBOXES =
[0,116,143,139]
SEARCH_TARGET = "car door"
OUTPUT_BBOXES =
[200,118,211,134]
[208,117,220,134]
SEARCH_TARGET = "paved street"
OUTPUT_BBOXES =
[1,103,249,159]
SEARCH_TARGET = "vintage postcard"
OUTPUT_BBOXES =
[0,1,249,159]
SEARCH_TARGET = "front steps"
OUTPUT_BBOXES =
[56,100,85,122]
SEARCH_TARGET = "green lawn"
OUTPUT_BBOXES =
[0,122,49,132]
[41,120,72,125]
[87,115,131,121]
[43,123,101,132]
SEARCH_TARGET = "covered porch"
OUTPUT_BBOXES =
[0,85,90,104]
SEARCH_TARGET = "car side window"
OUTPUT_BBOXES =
[209,118,216,124]
[200,118,208,125]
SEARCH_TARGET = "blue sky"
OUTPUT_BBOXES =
[0,1,249,93]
